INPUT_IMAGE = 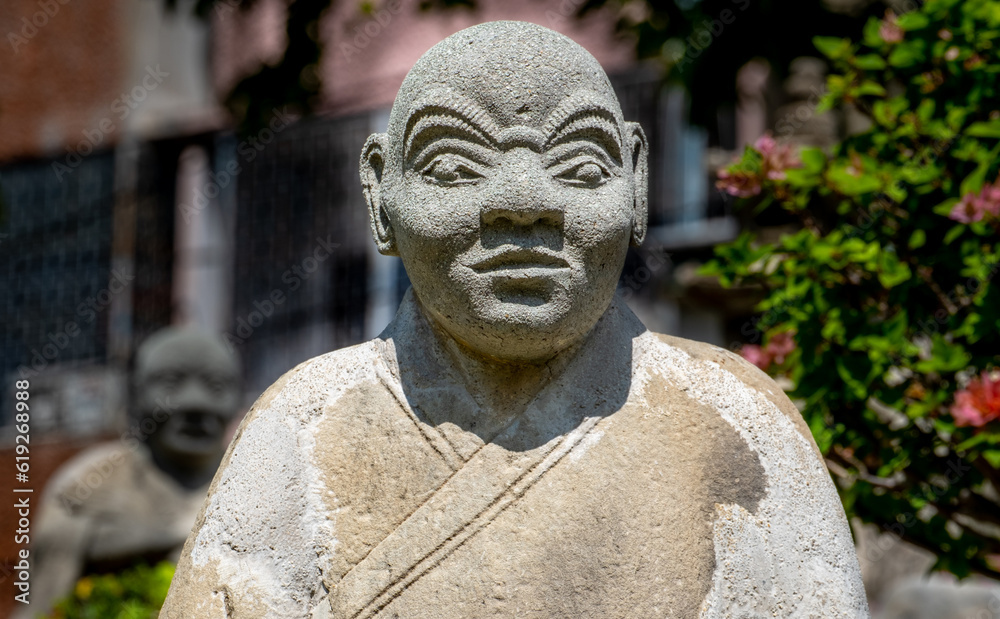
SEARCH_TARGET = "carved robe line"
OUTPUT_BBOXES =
[374,352,467,471]
[321,378,604,619]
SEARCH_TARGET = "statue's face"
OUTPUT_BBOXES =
[135,330,240,462]
[364,23,647,363]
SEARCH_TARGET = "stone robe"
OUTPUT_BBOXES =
[161,292,869,618]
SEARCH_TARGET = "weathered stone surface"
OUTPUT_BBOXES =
[161,21,868,618]
[16,327,240,619]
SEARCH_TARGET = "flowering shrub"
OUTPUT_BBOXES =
[740,329,797,371]
[952,370,1000,427]
[705,0,1000,577]
[717,134,803,198]
[48,562,174,619]
[949,177,1000,223]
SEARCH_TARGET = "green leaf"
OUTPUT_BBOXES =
[836,355,871,399]
[944,225,965,244]
[956,433,991,452]
[856,81,887,96]
[888,41,926,67]
[783,168,820,188]
[877,250,912,287]
[814,36,851,60]
[965,120,1000,138]
[854,54,887,70]
[908,229,926,249]
[933,198,960,216]
[984,450,1000,469]
[901,164,941,185]
[914,336,970,373]
[801,147,826,173]
[917,99,936,123]
[896,12,930,30]
[960,161,989,196]
[828,166,883,195]
[946,107,969,131]
[863,17,884,47]
[884,181,908,203]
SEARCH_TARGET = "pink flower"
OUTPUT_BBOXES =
[951,370,1000,427]
[755,132,801,181]
[739,332,797,371]
[949,180,1000,223]
[952,391,989,426]
[880,10,904,44]
[716,169,762,198]
[766,330,797,364]
[740,344,772,370]
[755,134,777,157]
[716,133,800,197]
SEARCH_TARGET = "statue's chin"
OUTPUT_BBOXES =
[412,274,614,363]
[435,303,602,365]
[152,432,222,462]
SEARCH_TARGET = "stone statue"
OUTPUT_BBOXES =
[161,21,869,618]
[16,327,240,618]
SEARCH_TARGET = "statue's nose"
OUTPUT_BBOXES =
[480,149,563,230]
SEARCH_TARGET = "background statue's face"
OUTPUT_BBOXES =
[134,328,241,463]
[363,22,647,363]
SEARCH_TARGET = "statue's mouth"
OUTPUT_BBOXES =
[468,248,569,273]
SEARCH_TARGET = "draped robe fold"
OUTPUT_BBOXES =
[161,292,869,618]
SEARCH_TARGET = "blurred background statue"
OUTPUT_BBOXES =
[14,327,241,619]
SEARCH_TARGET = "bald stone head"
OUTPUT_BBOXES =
[362,21,648,363]
[133,327,241,485]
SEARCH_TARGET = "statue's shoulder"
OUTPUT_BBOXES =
[41,442,139,510]
[221,339,388,468]
[638,331,817,451]
[240,339,385,424]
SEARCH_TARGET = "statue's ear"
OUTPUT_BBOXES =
[360,133,399,256]
[627,121,648,248]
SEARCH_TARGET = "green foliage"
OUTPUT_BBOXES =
[705,0,1000,578]
[47,562,175,619]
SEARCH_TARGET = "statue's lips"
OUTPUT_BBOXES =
[468,249,570,273]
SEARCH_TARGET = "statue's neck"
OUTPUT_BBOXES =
[148,444,222,491]
[417,303,590,422]
[381,289,641,442]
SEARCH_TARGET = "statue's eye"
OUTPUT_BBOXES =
[204,376,228,394]
[553,157,610,188]
[156,371,182,388]
[421,154,483,185]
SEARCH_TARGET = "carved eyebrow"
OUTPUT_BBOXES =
[401,90,624,162]
[544,110,623,165]
[403,95,501,161]
[405,111,497,163]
